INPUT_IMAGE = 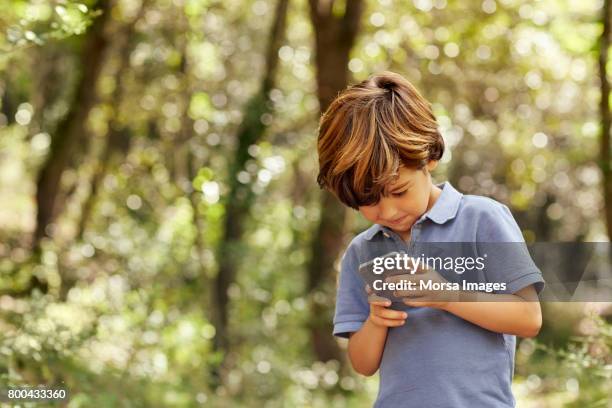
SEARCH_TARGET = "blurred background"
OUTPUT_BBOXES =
[0,0,611,406]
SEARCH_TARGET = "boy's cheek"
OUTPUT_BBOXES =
[358,207,377,222]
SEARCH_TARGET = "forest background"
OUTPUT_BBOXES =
[0,0,611,406]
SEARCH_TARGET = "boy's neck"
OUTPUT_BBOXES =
[425,182,443,213]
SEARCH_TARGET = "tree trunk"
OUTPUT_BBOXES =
[212,0,290,360]
[1,81,15,124]
[30,46,62,135]
[599,0,612,240]
[76,3,145,243]
[306,0,364,363]
[32,0,112,252]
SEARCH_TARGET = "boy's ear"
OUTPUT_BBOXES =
[426,160,439,172]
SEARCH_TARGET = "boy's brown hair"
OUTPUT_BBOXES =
[316,71,444,209]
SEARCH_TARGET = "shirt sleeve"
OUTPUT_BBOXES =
[332,242,370,339]
[477,203,545,295]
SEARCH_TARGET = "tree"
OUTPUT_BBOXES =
[32,0,113,252]
[213,0,290,365]
[599,0,611,240]
[306,0,364,363]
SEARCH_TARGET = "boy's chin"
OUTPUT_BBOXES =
[387,218,414,231]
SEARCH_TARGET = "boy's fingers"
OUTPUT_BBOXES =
[386,319,406,327]
[371,316,406,327]
[369,300,392,308]
[365,284,372,295]
[414,263,430,274]
[376,308,408,320]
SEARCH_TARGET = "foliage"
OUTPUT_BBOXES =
[0,0,611,406]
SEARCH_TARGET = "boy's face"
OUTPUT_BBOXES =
[358,161,438,234]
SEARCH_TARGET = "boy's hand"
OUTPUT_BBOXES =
[385,266,457,310]
[365,284,407,328]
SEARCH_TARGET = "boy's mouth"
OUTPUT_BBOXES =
[386,214,409,225]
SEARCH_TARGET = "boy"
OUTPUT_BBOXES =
[317,71,544,407]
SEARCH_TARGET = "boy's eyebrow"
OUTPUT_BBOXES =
[388,180,413,193]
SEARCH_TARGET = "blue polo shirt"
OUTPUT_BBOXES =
[333,181,545,408]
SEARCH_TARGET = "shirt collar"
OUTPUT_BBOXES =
[364,181,463,240]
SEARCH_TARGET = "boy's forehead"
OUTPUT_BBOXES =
[383,171,413,192]
[391,167,417,183]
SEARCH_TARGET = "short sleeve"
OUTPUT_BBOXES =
[477,203,545,295]
[332,242,370,339]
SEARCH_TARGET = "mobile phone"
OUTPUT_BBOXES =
[358,251,416,303]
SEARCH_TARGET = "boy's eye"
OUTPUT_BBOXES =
[391,189,408,197]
